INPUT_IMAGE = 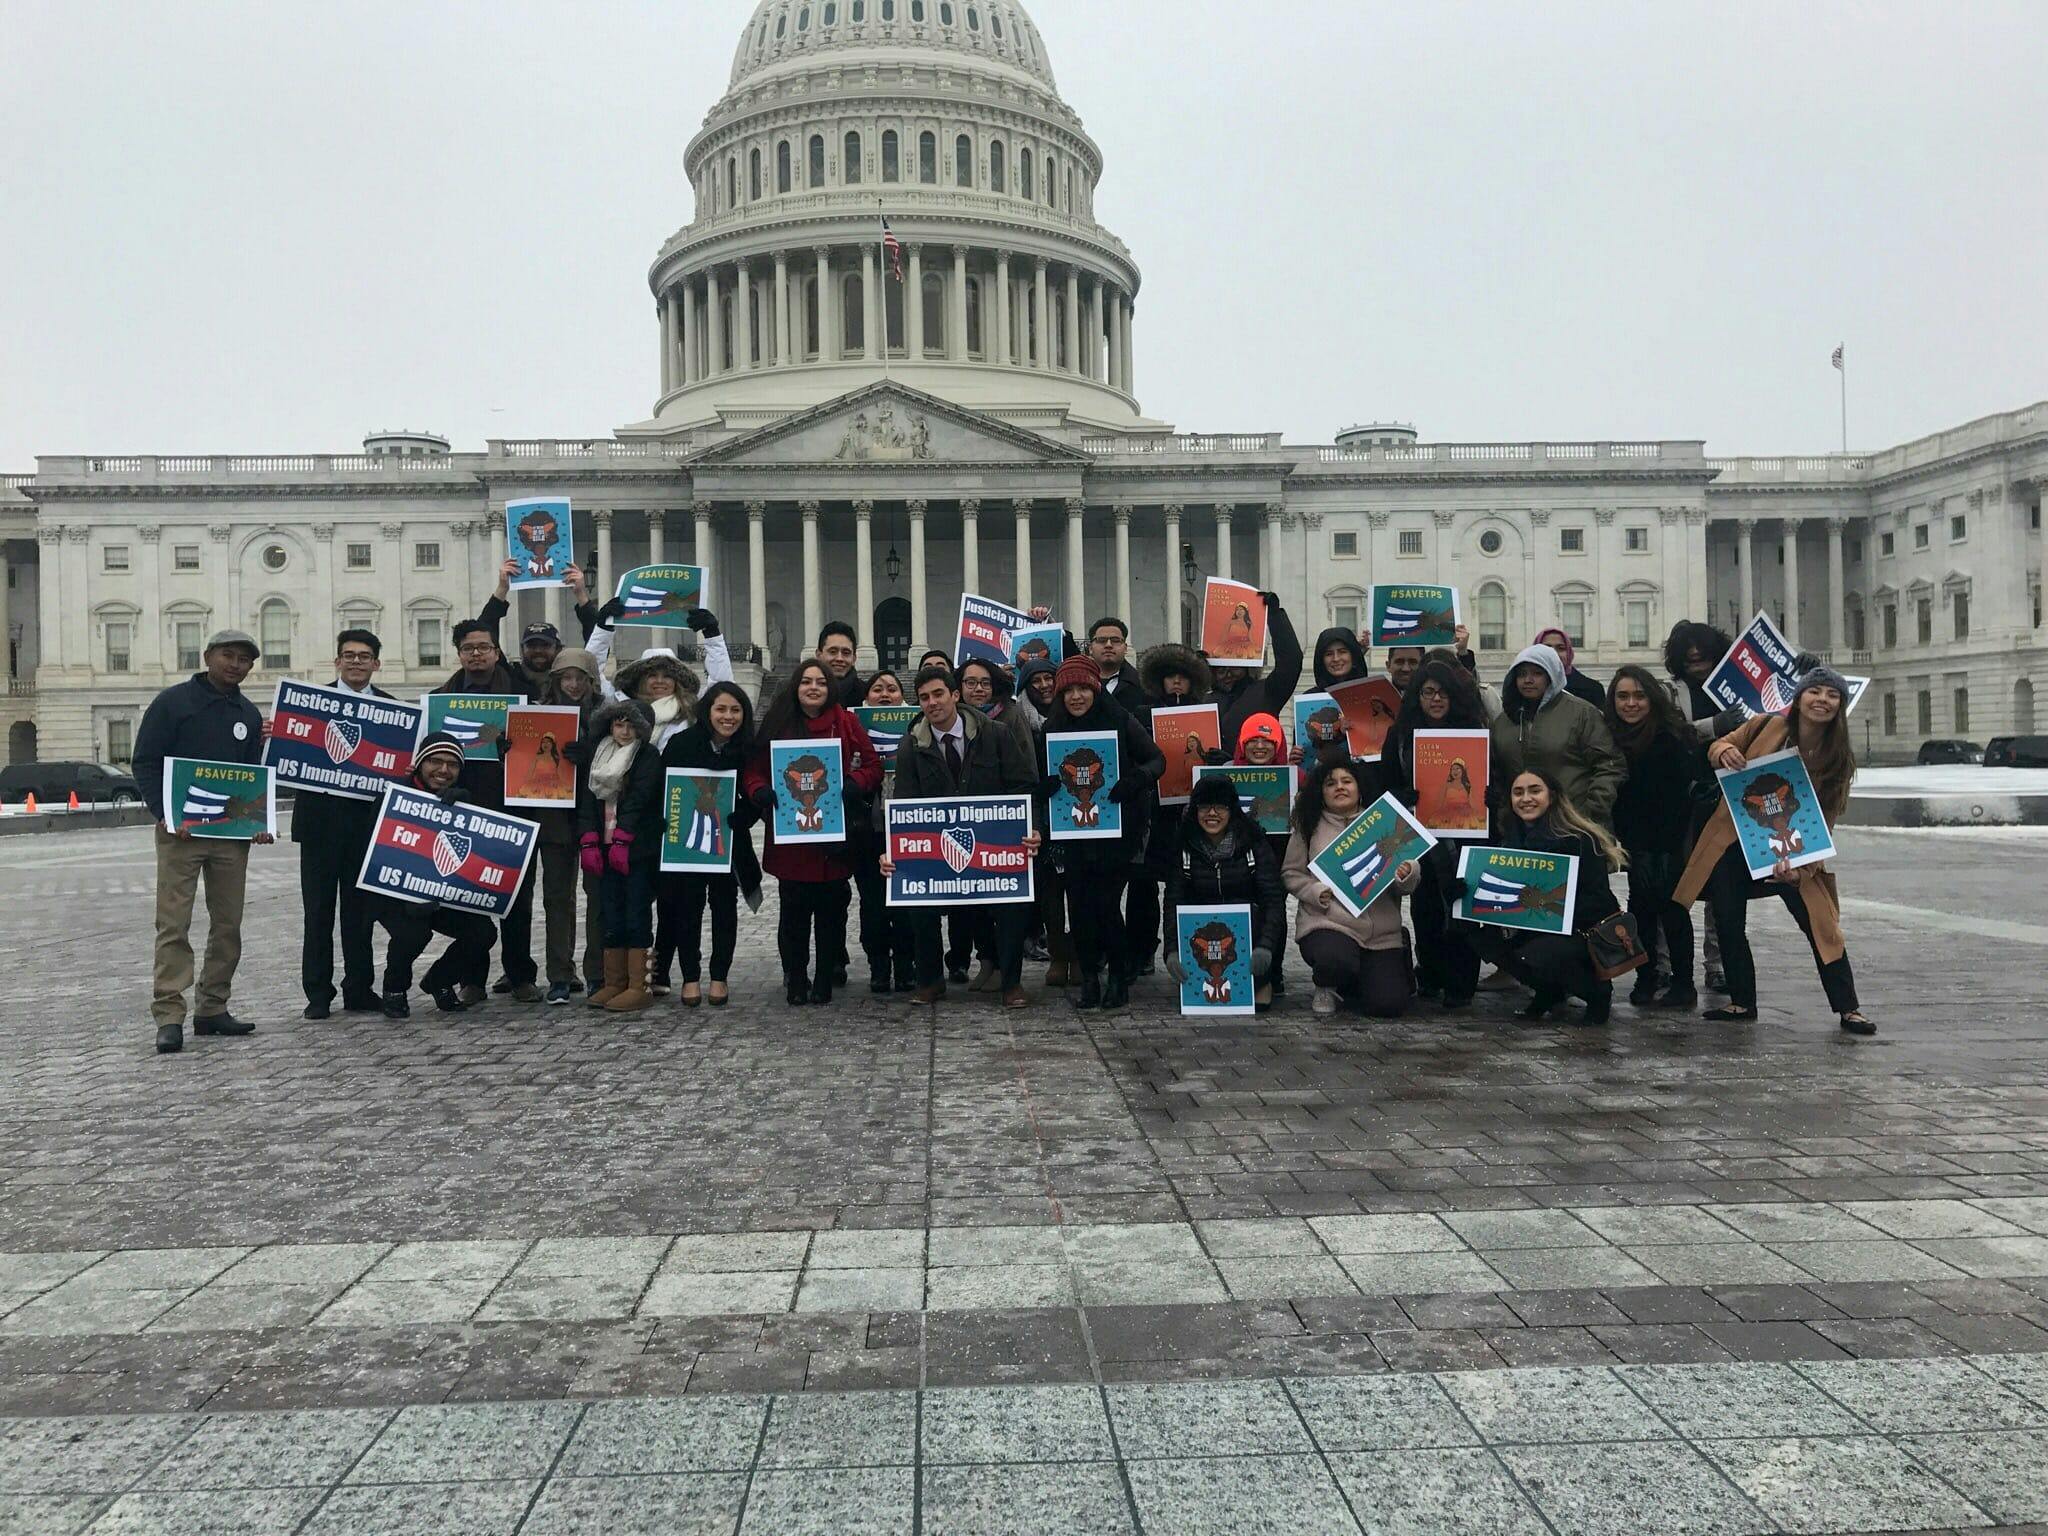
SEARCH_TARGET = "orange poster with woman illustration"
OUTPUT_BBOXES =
[1328,677,1403,761]
[1200,578,1267,665]
[1152,703,1222,805]
[501,705,584,810]
[1412,728,1491,837]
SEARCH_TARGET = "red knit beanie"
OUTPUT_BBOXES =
[1054,655,1102,695]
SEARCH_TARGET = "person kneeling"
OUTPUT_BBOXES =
[379,733,498,1018]
[1165,775,1288,1011]
[1283,758,1419,1018]
[581,700,665,1013]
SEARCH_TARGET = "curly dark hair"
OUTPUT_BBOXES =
[1663,621,1732,683]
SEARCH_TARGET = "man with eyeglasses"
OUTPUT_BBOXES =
[294,629,396,1020]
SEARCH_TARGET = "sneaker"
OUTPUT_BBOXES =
[508,981,543,1004]
[567,978,586,995]
[458,984,487,1007]
[432,988,468,1013]
[544,983,572,1006]
[1311,988,1340,1016]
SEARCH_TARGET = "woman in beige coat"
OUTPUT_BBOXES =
[1283,759,1421,1018]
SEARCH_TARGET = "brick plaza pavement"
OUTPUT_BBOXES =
[2,821,2047,1532]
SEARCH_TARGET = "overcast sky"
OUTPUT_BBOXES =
[3,0,2042,466]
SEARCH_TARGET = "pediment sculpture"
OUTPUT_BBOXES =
[835,403,933,463]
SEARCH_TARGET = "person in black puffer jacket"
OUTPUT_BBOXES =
[577,699,666,1013]
[1163,774,1288,1011]
[1605,665,1704,1009]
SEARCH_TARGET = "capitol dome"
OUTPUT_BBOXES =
[631,0,1148,436]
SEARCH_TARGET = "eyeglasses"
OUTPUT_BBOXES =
[457,643,496,656]
[338,651,377,663]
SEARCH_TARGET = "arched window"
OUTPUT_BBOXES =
[939,1,953,23]
[852,0,864,19]
[1019,147,1033,200]
[719,292,734,370]
[989,139,1005,192]
[1044,151,1057,205]
[918,130,937,183]
[258,599,293,672]
[1476,581,1508,652]
[843,130,862,184]
[777,140,792,193]
[911,0,925,18]
[881,0,894,19]
[921,272,945,356]
[808,134,826,187]
[991,8,1002,36]
[797,4,810,29]
[824,1,837,22]
[727,155,737,208]
[1065,166,1074,211]
[803,276,820,359]
[775,11,787,37]
[841,271,865,353]
[881,129,899,182]
[965,275,982,354]
[955,133,973,186]
[748,147,762,201]
[968,6,980,31]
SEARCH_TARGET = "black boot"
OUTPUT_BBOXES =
[154,1022,183,1054]
[868,957,893,995]
[1518,991,1563,1022]
[894,955,918,993]
[1629,969,1661,1006]
[786,975,810,1007]
[1582,986,1613,1026]
[1101,969,1129,1010]
[809,973,834,1005]
[381,992,410,1020]
[1076,969,1103,1009]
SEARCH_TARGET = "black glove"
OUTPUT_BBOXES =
[1484,782,1505,811]
[596,596,625,629]
[686,607,721,638]
[1202,748,1229,767]
[1257,591,1280,612]
[1444,877,1469,900]
[1107,778,1129,804]
[1040,774,1063,800]
[749,787,776,819]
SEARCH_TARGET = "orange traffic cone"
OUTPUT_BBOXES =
[67,791,80,810]
[24,793,38,814]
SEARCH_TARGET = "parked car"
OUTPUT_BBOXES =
[1915,739,1983,766]
[0,760,143,806]
[1983,736,2048,768]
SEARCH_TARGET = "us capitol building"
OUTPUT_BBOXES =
[3,0,2044,768]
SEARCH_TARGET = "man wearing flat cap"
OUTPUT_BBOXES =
[131,629,274,1055]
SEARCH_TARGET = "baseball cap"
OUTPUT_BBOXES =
[521,621,562,646]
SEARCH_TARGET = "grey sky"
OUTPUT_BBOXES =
[3,0,2042,467]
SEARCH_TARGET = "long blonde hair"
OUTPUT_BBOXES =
[1515,769,1627,871]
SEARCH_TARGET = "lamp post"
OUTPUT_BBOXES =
[1180,541,1200,646]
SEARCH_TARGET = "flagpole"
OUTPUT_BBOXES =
[1839,358,1847,453]
[878,198,890,382]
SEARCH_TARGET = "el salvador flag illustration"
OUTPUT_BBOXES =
[432,830,472,878]
[1382,605,1423,634]
[623,583,671,615]
[181,786,231,823]
[942,827,977,873]
[1474,871,1524,912]
[323,719,362,764]
[1340,844,1384,890]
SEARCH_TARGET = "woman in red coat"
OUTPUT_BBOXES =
[742,657,884,1006]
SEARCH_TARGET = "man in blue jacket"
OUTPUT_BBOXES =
[132,629,272,1055]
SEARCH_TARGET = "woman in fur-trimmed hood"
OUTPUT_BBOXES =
[611,650,701,750]
[1139,642,1214,704]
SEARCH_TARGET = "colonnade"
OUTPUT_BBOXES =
[1729,514,1858,655]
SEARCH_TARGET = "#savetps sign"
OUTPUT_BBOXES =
[356,783,539,918]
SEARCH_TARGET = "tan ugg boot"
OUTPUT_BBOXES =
[605,948,653,1012]
[586,949,628,1008]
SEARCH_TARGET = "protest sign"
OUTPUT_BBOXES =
[1328,676,1403,761]
[505,497,574,590]
[1175,904,1256,1017]
[955,593,1033,667]
[162,758,274,839]
[1702,610,1804,718]
[661,767,738,875]
[1715,746,1839,879]
[1370,584,1460,648]
[885,794,1035,907]
[769,737,845,844]
[1152,703,1222,805]
[1292,692,1348,757]
[357,784,539,918]
[853,705,920,767]
[1046,731,1122,841]
[502,706,583,810]
[612,563,707,627]
[267,680,420,801]
[1200,578,1267,664]
[1192,763,1294,835]
[1308,792,1436,918]
[420,694,518,762]
[1412,728,1491,837]
[1453,844,1579,934]
[1843,675,1870,714]
[1005,623,1063,671]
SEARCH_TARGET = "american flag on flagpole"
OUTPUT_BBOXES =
[1831,344,1844,371]
[881,216,904,282]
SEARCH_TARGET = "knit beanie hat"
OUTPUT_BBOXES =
[412,732,466,783]
[1237,713,1283,752]
[1789,665,1853,711]
[1054,655,1102,695]
[1189,774,1242,813]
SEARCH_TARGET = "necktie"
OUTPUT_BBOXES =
[944,732,963,784]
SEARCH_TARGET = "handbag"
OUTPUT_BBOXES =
[1586,911,1648,981]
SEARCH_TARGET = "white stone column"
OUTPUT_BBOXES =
[1120,293,1135,397]
[1062,266,1080,375]
[1113,504,1133,626]
[692,502,716,614]
[735,261,754,370]
[774,252,791,366]
[815,247,834,361]
[1737,518,1755,624]
[1031,257,1050,370]
[643,512,665,646]
[35,528,61,680]
[861,247,879,361]
[1214,505,1233,581]
[1064,498,1085,616]
[1162,502,1183,642]
[961,498,981,594]
[905,245,924,358]
[707,269,725,376]
[949,246,968,362]
[0,544,12,683]
[659,293,676,393]
[680,280,698,384]
[1088,279,1105,382]
[853,498,877,670]
[992,251,1013,367]
[1013,498,1033,609]
[801,500,823,654]
[594,510,614,605]
[1827,516,1847,656]
[907,498,929,655]
[746,502,768,662]
[1263,503,1283,590]
[1782,519,1801,640]
[1107,286,1126,391]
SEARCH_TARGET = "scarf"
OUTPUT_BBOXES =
[588,736,640,803]
[647,693,684,732]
